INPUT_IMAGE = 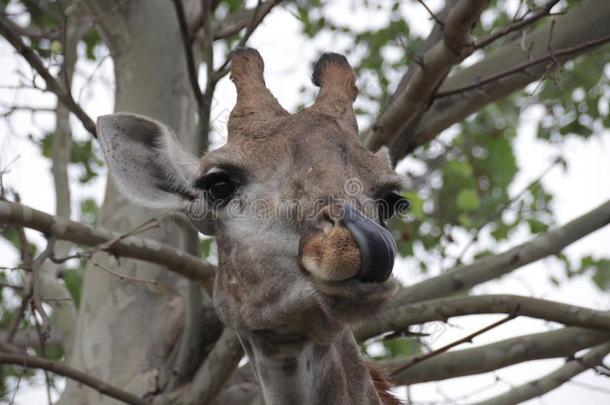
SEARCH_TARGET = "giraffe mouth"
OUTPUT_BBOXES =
[299,204,396,284]
[342,203,397,283]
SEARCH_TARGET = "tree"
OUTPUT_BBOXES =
[0,0,608,404]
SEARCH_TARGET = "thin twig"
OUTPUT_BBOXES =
[90,257,159,286]
[30,236,58,340]
[0,282,23,291]
[0,200,216,284]
[415,0,444,27]
[455,155,563,262]
[0,15,97,136]
[50,217,161,264]
[474,0,561,49]
[172,0,203,106]
[436,34,610,98]
[390,312,518,376]
[4,295,29,344]
[212,0,275,83]
[211,0,282,40]
[0,351,147,405]
[5,196,35,344]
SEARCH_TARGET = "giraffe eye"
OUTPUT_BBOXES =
[194,171,239,207]
[378,192,410,224]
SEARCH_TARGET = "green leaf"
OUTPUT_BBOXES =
[80,198,99,225]
[63,269,82,308]
[526,218,549,234]
[201,238,214,259]
[383,338,421,359]
[456,189,480,210]
[446,160,473,178]
[403,191,424,220]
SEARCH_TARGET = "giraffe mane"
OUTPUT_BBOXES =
[366,362,403,405]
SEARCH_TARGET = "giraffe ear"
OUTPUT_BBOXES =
[97,113,199,211]
[375,146,392,167]
[310,53,358,134]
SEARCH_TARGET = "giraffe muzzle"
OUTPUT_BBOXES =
[342,204,397,283]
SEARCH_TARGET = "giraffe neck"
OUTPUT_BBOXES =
[239,328,384,405]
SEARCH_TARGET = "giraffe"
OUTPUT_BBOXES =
[97,48,408,404]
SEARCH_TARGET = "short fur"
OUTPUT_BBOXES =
[97,47,405,405]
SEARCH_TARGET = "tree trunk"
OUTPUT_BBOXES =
[59,1,200,403]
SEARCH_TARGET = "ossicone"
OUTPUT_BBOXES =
[310,52,358,134]
[228,47,288,138]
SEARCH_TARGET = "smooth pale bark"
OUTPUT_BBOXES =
[59,1,200,403]
[355,294,610,341]
[388,326,609,385]
[468,342,610,405]
[0,201,215,282]
[39,3,85,357]
[364,0,488,151]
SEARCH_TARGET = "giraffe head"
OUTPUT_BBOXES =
[97,48,408,342]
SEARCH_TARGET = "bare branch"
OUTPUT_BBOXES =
[48,8,90,349]
[0,104,55,117]
[30,236,58,340]
[0,351,147,405]
[363,0,488,152]
[389,0,458,101]
[389,0,610,158]
[180,329,244,405]
[90,256,160,286]
[474,0,561,49]
[390,313,517,376]
[436,34,610,98]
[387,326,609,385]
[5,200,35,344]
[0,13,60,39]
[0,328,63,351]
[356,294,610,341]
[0,15,97,136]
[212,0,280,83]
[0,200,216,284]
[211,0,282,40]
[172,0,203,106]
[468,342,610,405]
[390,199,610,307]
[414,0,445,27]
[456,156,563,263]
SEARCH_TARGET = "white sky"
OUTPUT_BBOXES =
[1,0,609,404]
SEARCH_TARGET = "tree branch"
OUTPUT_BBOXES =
[0,200,216,284]
[389,0,458,102]
[390,199,610,307]
[387,326,609,385]
[180,329,244,405]
[390,312,517,376]
[211,0,282,40]
[389,0,610,158]
[468,342,610,405]
[43,1,86,356]
[436,34,610,98]
[212,0,281,83]
[0,15,97,137]
[172,0,203,106]
[0,351,147,405]
[363,0,488,152]
[474,0,561,49]
[356,294,610,341]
